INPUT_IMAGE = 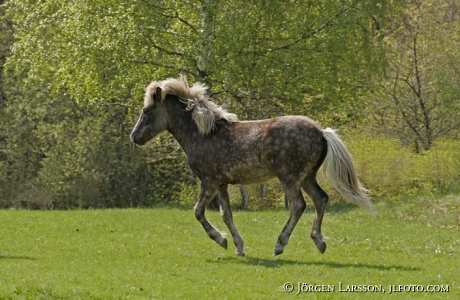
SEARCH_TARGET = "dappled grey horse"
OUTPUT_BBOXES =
[130,76,375,256]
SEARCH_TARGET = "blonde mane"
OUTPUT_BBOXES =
[144,75,238,136]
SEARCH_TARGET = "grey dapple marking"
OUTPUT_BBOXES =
[130,76,375,256]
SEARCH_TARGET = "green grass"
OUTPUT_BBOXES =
[0,195,459,299]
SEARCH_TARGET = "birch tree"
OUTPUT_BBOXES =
[6,0,392,115]
[372,0,460,151]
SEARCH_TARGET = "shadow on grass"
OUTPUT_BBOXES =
[0,255,37,260]
[230,201,362,214]
[206,256,419,271]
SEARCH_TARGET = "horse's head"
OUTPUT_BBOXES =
[130,86,169,145]
[131,75,238,145]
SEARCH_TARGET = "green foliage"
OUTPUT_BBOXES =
[345,135,460,199]
[1,85,140,208]
[5,0,393,113]
[0,198,459,298]
[226,181,287,210]
[209,0,392,120]
[140,134,197,207]
[0,87,196,208]
[370,0,460,150]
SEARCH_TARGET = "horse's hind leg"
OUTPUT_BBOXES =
[217,185,245,256]
[194,181,227,250]
[274,182,306,256]
[302,177,329,254]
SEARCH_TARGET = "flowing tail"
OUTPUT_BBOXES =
[322,128,376,215]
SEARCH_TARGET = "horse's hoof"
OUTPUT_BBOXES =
[273,248,284,256]
[218,237,228,250]
[235,246,246,256]
[315,241,326,254]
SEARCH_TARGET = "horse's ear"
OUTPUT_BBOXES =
[153,87,162,103]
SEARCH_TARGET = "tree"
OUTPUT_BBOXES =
[371,0,460,151]
[1,0,15,202]
[6,0,392,115]
[0,0,14,108]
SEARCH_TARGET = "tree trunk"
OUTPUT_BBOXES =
[240,185,249,210]
[197,0,215,88]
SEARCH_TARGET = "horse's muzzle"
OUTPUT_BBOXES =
[130,132,146,145]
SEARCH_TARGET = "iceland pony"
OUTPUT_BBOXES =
[130,75,375,256]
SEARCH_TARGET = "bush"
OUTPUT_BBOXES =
[345,135,460,199]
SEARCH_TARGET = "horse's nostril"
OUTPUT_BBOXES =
[130,131,141,144]
[130,134,146,145]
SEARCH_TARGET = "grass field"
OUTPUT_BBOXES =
[0,195,459,299]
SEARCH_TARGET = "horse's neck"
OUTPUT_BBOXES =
[165,99,201,153]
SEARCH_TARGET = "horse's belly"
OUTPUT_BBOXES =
[223,165,276,185]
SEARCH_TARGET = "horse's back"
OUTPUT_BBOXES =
[265,115,323,136]
[228,116,326,183]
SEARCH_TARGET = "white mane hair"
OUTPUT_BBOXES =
[144,75,239,136]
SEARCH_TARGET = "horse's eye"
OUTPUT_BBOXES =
[143,106,154,114]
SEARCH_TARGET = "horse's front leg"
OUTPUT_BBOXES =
[194,181,228,250]
[218,185,245,256]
